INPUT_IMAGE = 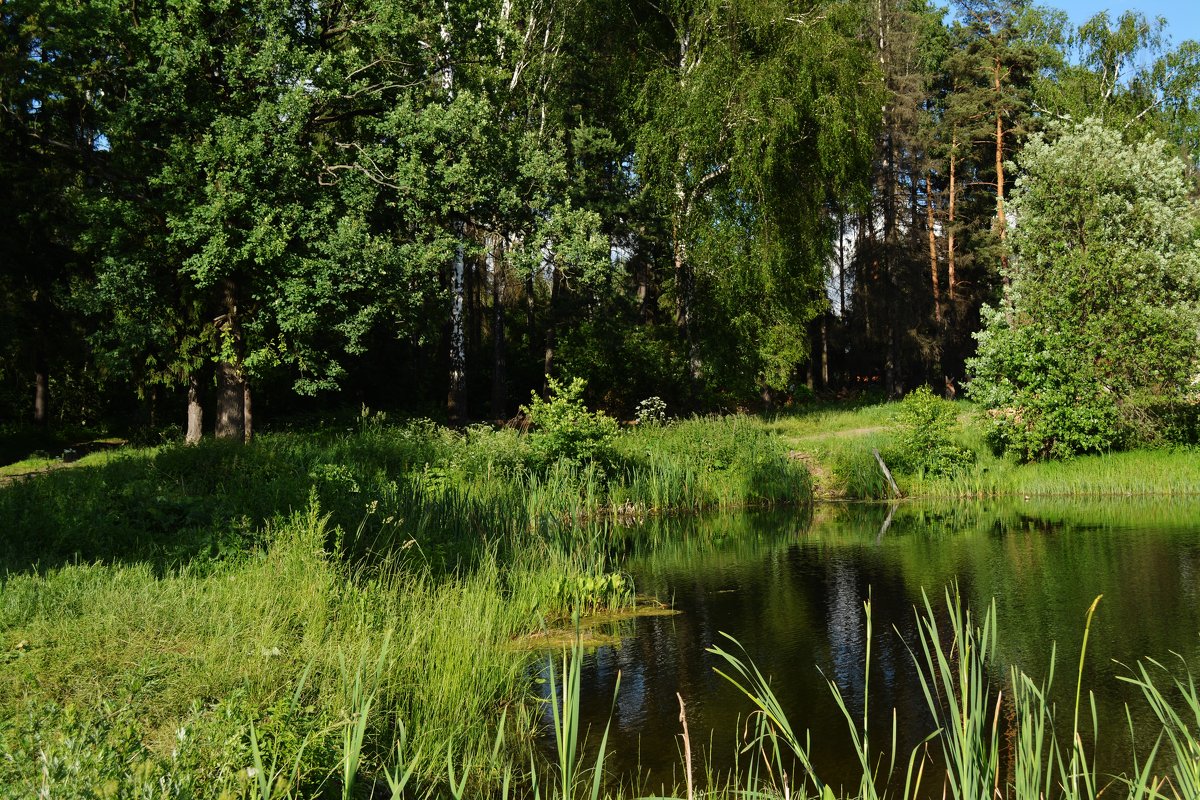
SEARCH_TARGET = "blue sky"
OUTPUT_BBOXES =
[1049,0,1200,44]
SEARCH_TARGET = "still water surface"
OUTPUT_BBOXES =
[549,499,1200,794]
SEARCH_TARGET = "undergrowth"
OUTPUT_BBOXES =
[0,412,807,796]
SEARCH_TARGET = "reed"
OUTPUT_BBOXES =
[705,587,1200,800]
[10,536,1200,799]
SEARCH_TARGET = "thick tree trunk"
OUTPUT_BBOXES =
[215,362,245,439]
[32,363,48,426]
[489,238,507,419]
[447,225,468,424]
[215,279,246,440]
[926,172,941,324]
[186,373,203,445]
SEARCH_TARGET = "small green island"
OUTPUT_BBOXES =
[2,0,1200,797]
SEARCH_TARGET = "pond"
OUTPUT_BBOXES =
[542,498,1200,795]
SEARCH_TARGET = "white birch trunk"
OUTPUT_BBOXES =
[448,225,468,422]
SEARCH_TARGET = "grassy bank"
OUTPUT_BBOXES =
[1,508,555,796]
[0,413,809,573]
[0,413,808,796]
[770,399,1200,501]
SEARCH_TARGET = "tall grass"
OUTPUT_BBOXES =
[0,505,587,796]
[0,415,809,574]
[0,414,807,797]
[9,508,1200,800]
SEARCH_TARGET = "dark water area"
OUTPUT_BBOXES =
[540,498,1200,795]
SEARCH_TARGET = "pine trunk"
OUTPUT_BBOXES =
[32,363,48,426]
[994,58,1008,273]
[882,139,899,398]
[926,172,941,324]
[820,315,829,388]
[948,142,957,301]
[243,382,253,443]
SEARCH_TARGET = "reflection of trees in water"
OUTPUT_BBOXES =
[558,500,1200,789]
[827,560,866,715]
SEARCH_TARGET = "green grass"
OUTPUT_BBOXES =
[0,505,604,797]
[13,555,1198,799]
[0,413,807,797]
[0,443,124,479]
[771,401,1200,501]
[9,406,1199,797]
[0,414,808,574]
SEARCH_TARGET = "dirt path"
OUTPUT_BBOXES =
[786,425,887,442]
[788,450,844,500]
[782,425,889,500]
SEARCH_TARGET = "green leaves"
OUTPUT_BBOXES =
[521,378,619,469]
[968,119,1200,459]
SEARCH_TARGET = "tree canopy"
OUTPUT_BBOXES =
[2,0,1199,447]
[968,119,1200,459]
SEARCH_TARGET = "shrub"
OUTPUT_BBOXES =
[891,386,974,476]
[521,378,619,469]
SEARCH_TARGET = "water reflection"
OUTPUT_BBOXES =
[546,498,1200,795]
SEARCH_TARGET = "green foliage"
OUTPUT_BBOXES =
[555,321,688,417]
[0,415,806,576]
[968,119,1200,461]
[552,571,633,615]
[521,378,619,469]
[635,0,880,402]
[890,387,974,476]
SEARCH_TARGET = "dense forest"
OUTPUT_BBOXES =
[2,0,1199,436]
